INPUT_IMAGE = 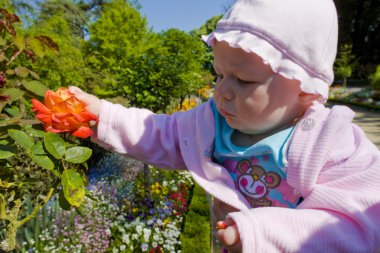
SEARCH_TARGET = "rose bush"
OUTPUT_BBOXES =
[0,9,93,252]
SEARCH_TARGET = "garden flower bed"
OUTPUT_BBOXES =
[15,154,194,253]
[329,85,380,111]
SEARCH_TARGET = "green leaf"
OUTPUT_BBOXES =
[61,169,85,207]
[0,88,25,103]
[0,38,6,46]
[14,35,25,50]
[0,52,6,62]
[0,140,17,159]
[25,128,45,138]
[22,80,48,97]
[29,70,40,80]
[4,107,21,117]
[8,129,34,151]
[14,66,30,78]
[64,147,92,163]
[44,133,66,159]
[31,141,46,155]
[75,205,85,217]
[29,153,54,170]
[58,190,71,210]
[5,69,14,75]
[0,150,15,159]
[29,37,45,58]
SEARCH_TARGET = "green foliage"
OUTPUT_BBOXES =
[0,9,91,251]
[180,183,210,253]
[85,1,212,112]
[334,44,357,87]
[370,65,380,91]
[190,15,222,76]
[18,0,90,90]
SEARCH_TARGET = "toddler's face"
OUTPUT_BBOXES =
[213,41,306,135]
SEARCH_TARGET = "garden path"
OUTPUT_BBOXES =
[328,103,380,149]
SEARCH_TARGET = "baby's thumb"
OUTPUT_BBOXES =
[69,86,89,103]
[68,86,101,117]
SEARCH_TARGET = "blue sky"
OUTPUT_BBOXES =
[138,0,235,32]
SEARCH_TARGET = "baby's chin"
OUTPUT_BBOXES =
[235,123,283,136]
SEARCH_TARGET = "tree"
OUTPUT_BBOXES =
[334,44,357,87]
[123,29,210,111]
[20,0,91,89]
[334,0,380,78]
[85,1,211,112]
[83,0,148,97]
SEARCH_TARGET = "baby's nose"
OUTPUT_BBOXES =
[216,78,234,100]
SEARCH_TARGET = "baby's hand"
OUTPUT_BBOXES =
[216,220,242,253]
[69,86,101,118]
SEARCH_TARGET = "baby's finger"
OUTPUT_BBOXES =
[68,86,83,95]
[216,224,239,247]
[69,86,87,101]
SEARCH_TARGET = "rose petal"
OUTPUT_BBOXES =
[45,90,63,108]
[51,112,72,123]
[71,126,92,138]
[35,114,53,124]
[45,125,64,134]
[32,99,52,114]
[73,111,98,123]
[56,87,74,101]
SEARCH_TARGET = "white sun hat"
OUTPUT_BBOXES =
[202,0,338,101]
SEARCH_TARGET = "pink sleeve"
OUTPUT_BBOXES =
[228,124,380,252]
[91,100,186,169]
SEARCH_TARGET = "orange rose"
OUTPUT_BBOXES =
[32,87,97,138]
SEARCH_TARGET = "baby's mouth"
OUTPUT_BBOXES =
[220,108,234,117]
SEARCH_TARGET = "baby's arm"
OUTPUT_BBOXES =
[68,86,186,169]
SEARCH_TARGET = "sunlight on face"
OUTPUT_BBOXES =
[212,41,306,135]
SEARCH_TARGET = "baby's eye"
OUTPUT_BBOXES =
[237,78,256,85]
[215,74,224,81]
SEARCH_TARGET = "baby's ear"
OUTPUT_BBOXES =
[299,92,321,107]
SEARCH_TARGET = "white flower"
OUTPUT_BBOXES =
[162,181,168,187]
[141,243,149,251]
[143,228,152,237]
[105,228,111,236]
[152,242,158,248]
[112,247,119,253]
[136,225,143,235]
[0,240,9,250]
[157,219,163,226]
[120,244,126,251]
[153,234,160,241]
[122,234,130,244]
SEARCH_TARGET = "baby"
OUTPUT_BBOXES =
[70,0,380,252]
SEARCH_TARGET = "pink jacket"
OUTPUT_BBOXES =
[93,99,380,252]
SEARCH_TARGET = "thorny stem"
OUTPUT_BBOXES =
[0,187,55,252]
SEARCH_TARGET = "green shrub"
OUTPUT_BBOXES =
[370,65,380,91]
[180,183,210,253]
